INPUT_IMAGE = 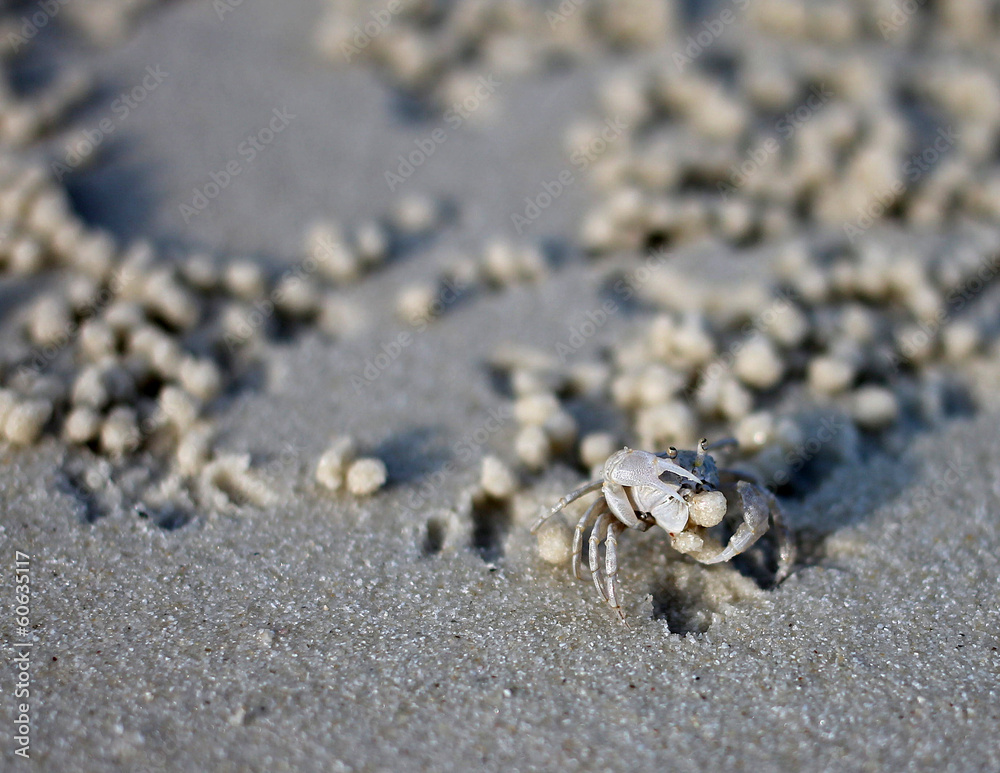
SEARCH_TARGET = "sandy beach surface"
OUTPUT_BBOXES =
[2,1,999,771]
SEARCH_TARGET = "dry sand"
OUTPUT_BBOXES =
[1,1,999,772]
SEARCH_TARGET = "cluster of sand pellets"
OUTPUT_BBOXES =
[0,68,537,519]
[420,0,1000,563]
[0,0,162,49]
[394,237,551,327]
[315,435,388,497]
[3,0,1000,536]
[0,146,416,512]
[315,0,675,111]
[448,0,1000,562]
[0,151,279,513]
[0,3,411,518]
[497,225,1000,519]
[316,0,1000,251]
[0,66,92,148]
[570,4,1000,254]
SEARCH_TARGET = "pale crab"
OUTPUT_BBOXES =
[531,439,795,626]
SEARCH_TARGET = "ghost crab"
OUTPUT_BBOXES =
[531,439,794,626]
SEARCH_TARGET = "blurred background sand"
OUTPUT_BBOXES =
[1,1,999,771]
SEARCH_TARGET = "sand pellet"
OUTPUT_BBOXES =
[315,436,358,492]
[480,455,517,500]
[579,432,617,470]
[536,520,572,565]
[100,406,141,457]
[515,425,551,471]
[64,406,101,444]
[346,457,388,496]
[3,398,52,446]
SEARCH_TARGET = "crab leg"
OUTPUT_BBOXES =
[590,511,612,604]
[701,480,771,565]
[766,488,795,583]
[572,497,605,580]
[604,521,629,627]
[530,479,603,533]
[717,472,796,581]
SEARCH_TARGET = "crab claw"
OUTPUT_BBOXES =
[701,481,770,565]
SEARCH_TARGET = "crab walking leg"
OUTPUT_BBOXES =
[765,488,796,583]
[604,521,629,625]
[530,479,603,533]
[590,511,613,604]
[701,480,770,565]
[572,498,605,581]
